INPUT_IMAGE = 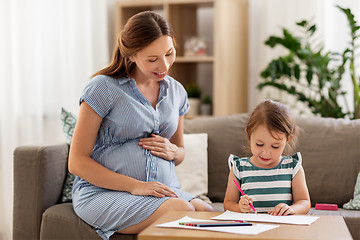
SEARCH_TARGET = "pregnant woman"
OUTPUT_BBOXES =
[68,11,213,240]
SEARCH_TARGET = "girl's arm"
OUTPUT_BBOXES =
[223,168,254,213]
[139,116,185,166]
[290,166,311,214]
[224,169,241,212]
[269,166,311,215]
[68,101,178,198]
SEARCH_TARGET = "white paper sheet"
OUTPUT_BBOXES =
[212,210,319,225]
[156,216,279,235]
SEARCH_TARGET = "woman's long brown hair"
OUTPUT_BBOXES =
[92,11,175,78]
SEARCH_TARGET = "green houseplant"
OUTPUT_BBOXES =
[185,82,201,99]
[202,95,212,105]
[200,95,212,115]
[258,5,360,119]
[185,82,201,116]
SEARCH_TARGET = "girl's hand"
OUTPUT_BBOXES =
[131,181,179,198]
[139,134,179,161]
[238,195,254,213]
[268,203,295,216]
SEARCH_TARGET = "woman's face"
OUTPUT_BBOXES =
[130,35,176,82]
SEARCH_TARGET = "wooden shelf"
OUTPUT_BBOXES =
[175,56,214,63]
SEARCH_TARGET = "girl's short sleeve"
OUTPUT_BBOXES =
[291,152,302,178]
[229,154,242,181]
[80,76,112,118]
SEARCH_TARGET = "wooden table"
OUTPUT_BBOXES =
[138,211,352,240]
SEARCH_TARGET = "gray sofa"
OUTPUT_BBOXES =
[13,113,360,240]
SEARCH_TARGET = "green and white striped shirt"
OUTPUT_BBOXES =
[229,152,302,213]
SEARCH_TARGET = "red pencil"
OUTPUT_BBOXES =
[233,179,258,214]
[179,220,244,226]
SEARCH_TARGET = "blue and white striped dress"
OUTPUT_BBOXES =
[229,152,302,213]
[72,75,195,240]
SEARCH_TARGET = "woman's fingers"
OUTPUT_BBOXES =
[139,135,177,160]
[142,182,179,198]
[139,136,163,151]
[154,182,178,197]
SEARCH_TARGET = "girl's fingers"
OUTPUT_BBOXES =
[278,207,286,216]
[282,208,291,216]
[239,196,253,213]
[281,205,294,216]
[269,204,292,215]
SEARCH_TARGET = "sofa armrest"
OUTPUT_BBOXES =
[13,143,69,240]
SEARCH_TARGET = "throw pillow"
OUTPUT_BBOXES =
[175,133,211,203]
[343,172,360,210]
[60,107,77,145]
[60,108,77,203]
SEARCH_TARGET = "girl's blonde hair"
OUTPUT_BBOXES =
[246,100,298,153]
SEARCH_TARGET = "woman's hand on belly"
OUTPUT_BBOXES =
[139,134,179,161]
[131,181,179,198]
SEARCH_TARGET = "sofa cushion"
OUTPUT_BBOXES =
[210,202,225,212]
[295,117,360,206]
[175,133,210,202]
[184,114,250,202]
[344,171,360,210]
[60,107,76,145]
[40,203,136,240]
[13,144,69,240]
[60,108,77,203]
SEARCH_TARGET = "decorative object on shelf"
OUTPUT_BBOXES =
[184,36,207,56]
[258,5,360,119]
[200,95,212,115]
[185,82,201,117]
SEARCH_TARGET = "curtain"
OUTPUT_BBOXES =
[248,0,360,114]
[0,0,110,239]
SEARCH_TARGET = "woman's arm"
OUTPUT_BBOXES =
[68,101,178,198]
[139,116,185,166]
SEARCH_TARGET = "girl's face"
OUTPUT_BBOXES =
[130,35,176,82]
[249,124,290,168]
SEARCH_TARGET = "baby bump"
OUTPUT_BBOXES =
[148,154,178,187]
[93,140,178,185]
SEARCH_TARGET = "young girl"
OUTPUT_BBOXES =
[69,11,213,240]
[224,100,311,216]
